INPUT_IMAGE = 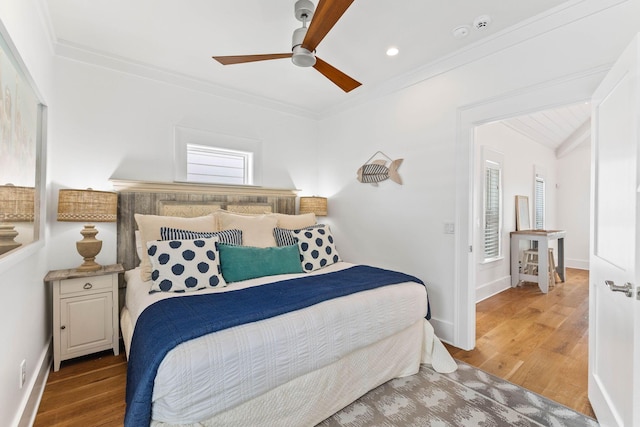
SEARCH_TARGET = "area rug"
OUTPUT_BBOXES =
[318,360,598,427]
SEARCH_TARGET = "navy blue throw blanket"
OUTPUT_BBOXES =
[125,265,429,427]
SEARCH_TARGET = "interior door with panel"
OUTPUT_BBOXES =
[589,34,640,426]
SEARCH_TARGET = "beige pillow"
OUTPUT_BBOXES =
[134,213,218,281]
[217,211,278,247]
[271,212,317,230]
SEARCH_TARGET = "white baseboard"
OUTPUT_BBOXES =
[475,275,511,303]
[566,258,589,270]
[429,317,454,345]
[15,340,51,427]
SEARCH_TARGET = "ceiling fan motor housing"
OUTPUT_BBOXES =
[292,26,316,67]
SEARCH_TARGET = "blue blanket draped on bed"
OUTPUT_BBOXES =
[124,265,429,427]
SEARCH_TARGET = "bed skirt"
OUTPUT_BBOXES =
[121,309,456,426]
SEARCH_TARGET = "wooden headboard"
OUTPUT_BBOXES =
[111,180,298,272]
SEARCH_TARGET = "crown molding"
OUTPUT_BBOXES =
[39,0,628,121]
[53,39,320,120]
[320,0,629,119]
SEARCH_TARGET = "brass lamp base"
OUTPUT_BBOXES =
[76,224,103,272]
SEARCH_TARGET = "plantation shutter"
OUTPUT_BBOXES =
[484,164,501,260]
[186,144,252,185]
[534,176,545,230]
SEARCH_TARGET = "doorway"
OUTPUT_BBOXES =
[452,67,606,351]
[473,102,591,304]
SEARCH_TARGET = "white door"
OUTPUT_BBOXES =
[589,34,640,426]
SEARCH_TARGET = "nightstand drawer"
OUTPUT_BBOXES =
[60,275,113,294]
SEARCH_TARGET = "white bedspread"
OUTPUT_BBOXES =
[124,262,456,424]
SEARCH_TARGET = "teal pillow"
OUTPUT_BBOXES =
[218,244,303,283]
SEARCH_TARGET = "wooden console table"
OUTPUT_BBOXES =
[510,230,566,293]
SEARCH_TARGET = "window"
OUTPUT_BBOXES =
[482,147,503,262]
[174,126,262,186]
[534,174,545,230]
[186,144,253,185]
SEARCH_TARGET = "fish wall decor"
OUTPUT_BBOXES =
[356,151,403,185]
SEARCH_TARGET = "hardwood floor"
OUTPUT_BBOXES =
[445,267,595,419]
[34,348,127,427]
[34,268,594,425]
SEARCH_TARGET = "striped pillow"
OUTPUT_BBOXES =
[273,224,325,247]
[160,227,243,246]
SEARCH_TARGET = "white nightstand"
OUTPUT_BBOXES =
[45,264,124,371]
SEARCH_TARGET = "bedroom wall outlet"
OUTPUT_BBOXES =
[19,359,26,389]
[444,222,455,234]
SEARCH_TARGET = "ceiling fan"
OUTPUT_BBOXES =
[212,0,361,93]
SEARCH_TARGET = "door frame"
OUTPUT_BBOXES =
[453,65,610,350]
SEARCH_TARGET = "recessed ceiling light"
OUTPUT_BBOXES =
[386,47,399,56]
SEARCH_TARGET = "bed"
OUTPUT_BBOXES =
[113,180,457,427]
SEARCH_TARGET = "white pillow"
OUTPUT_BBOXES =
[135,230,143,264]
[135,213,218,281]
[217,211,278,247]
[146,237,225,293]
[293,226,341,272]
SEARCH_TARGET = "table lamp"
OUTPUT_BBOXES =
[299,196,328,216]
[0,184,35,255]
[57,188,117,271]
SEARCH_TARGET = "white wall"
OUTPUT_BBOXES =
[48,57,320,270]
[474,122,558,302]
[557,142,591,269]
[0,1,54,426]
[317,0,640,343]
[2,3,320,426]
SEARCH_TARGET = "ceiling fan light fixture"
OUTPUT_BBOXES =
[291,26,316,67]
[212,0,359,92]
[292,45,316,67]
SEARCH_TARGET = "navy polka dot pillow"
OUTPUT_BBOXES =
[146,237,226,293]
[292,226,341,272]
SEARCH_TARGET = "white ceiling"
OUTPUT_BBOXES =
[42,0,573,115]
[501,102,591,157]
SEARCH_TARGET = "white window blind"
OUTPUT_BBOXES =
[186,144,253,185]
[534,176,545,230]
[483,162,502,260]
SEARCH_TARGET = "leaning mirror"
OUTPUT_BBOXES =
[0,22,46,258]
[515,195,530,231]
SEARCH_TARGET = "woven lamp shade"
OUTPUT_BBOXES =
[57,189,117,271]
[299,196,328,216]
[57,189,117,222]
[0,184,35,222]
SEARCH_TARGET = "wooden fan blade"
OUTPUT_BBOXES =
[212,53,292,65]
[302,0,354,52]
[313,57,361,92]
